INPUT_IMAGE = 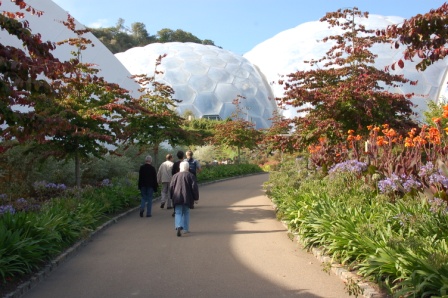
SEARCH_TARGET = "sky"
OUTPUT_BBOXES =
[51,0,446,56]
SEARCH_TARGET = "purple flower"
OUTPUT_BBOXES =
[328,160,367,175]
[418,162,437,179]
[378,174,400,194]
[101,179,111,186]
[429,172,448,188]
[428,197,448,214]
[16,198,27,204]
[401,175,422,192]
[0,205,15,215]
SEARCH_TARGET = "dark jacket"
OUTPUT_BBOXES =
[170,171,199,208]
[172,160,182,176]
[138,163,158,191]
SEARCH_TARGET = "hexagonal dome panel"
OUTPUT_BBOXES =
[116,42,277,128]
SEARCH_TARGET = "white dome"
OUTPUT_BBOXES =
[0,0,142,98]
[115,42,277,129]
[244,14,448,121]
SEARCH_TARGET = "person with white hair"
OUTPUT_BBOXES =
[138,155,158,218]
[170,161,199,236]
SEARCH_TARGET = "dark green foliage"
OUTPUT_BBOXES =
[197,164,263,182]
[89,20,216,54]
[0,175,139,283]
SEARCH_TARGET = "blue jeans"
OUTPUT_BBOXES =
[140,187,154,217]
[174,205,190,231]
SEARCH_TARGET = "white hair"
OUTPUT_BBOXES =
[145,155,152,163]
[180,161,190,172]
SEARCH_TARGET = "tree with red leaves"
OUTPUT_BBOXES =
[0,2,179,186]
[380,3,448,71]
[0,1,58,145]
[275,7,418,151]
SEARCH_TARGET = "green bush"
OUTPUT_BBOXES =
[266,155,448,297]
[197,163,263,182]
[0,175,139,284]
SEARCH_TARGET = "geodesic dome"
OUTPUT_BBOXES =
[244,14,448,121]
[115,42,277,129]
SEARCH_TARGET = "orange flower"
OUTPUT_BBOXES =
[382,124,389,129]
[443,105,448,118]
[347,129,355,135]
[427,127,441,144]
[432,117,441,124]
[413,136,427,146]
[376,136,386,146]
[407,128,417,138]
[355,135,362,141]
[445,127,448,135]
[367,125,373,131]
[404,137,414,147]
[384,128,397,139]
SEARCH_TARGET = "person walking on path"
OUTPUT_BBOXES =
[157,153,174,209]
[185,150,201,176]
[170,150,185,217]
[170,161,199,236]
[138,155,158,218]
[171,150,184,176]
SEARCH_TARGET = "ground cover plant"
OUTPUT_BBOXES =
[265,105,448,297]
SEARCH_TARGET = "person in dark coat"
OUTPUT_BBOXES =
[170,161,199,236]
[138,155,158,218]
[171,150,185,176]
[170,150,185,217]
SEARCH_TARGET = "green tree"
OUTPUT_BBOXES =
[275,8,417,150]
[89,19,216,54]
[181,117,220,148]
[157,28,201,43]
[131,22,155,46]
[123,55,187,166]
[208,96,261,163]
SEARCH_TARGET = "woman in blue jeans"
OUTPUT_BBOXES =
[170,161,199,236]
[138,155,158,217]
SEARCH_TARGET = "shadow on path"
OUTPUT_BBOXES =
[22,174,350,298]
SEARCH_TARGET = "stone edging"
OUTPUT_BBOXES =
[275,216,386,298]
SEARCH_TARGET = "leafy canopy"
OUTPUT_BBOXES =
[274,7,417,151]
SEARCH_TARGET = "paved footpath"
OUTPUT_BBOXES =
[23,173,351,298]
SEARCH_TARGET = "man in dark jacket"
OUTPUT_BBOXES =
[170,161,199,236]
[171,150,184,176]
[138,155,158,218]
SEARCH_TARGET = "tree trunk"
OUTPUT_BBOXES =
[237,146,241,164]
[153,143,159,168]
[75,150,81,188]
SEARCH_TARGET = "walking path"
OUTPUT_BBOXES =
[20,173,360,298]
